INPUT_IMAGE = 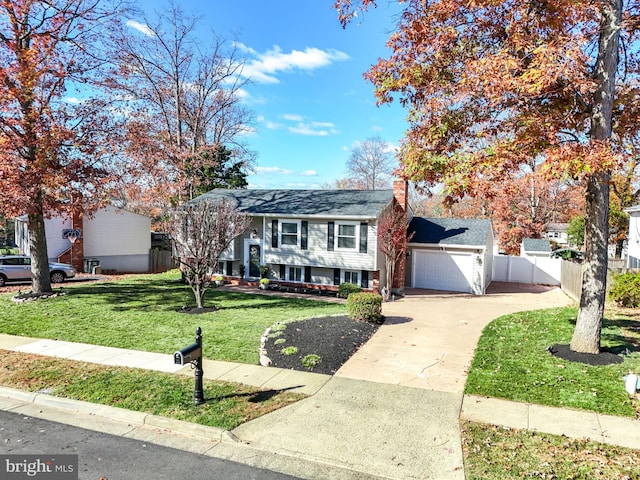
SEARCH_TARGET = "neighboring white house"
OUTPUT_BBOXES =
[405,217,494,295]
[544,222,570,247]
[15,206,151,273]
[625,205,640,268]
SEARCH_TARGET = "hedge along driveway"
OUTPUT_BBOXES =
[0,271,346,364]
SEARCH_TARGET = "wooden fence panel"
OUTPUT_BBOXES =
[149,249,175,273]
[560,260,583,302]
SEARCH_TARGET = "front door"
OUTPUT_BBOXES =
[249,244,261,278]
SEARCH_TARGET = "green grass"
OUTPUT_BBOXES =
[0,350,303,430]
[462,421,640,479]
[0,271,345,364]
[465,307,640,417]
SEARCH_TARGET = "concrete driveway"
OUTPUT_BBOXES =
[336,282,574,393]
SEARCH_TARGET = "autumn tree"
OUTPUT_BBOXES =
[0,0,125,293]
[336,0,639,354]
[109,3,254,212]
[169,198,251,309]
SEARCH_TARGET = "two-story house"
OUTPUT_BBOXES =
[192,181,410,293]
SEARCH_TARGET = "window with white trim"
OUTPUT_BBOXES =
[288,266,303,282]
[280,221,300,247]
[336,222,358,250]
[343,270,360,285]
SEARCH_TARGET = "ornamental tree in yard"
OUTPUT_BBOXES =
[0,0,125,294]
[377,202,413,299]
[335,0,640,354]
[169,198,251,309]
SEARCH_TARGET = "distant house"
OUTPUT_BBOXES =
[625,205,640,268]
[544,222,570,247]
[521,238,552,258]
[405,218,494,295]
[191,181,410,293]
[15,206,151,273]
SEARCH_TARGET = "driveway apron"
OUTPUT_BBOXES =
[336,282,574,392]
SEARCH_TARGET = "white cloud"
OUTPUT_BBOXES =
[265,121,283,130]
[302,170,317,176]
[255,166,293,175]
[126,19,155,37]
[282,113,304,122]
[241,45,349,84]
[289,121,338,136]
[65,97,82,104]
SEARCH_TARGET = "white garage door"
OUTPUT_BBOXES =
[412,250,474,293]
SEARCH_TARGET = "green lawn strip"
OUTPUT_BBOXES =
[465,307,640,417]
[0,350,304,430]
[462,421,640,480]
[0,271,345,364]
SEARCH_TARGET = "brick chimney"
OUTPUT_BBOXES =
[393,179,408,212]
[70,210,84,272]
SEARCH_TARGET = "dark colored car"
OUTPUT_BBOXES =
[0,255,76,287]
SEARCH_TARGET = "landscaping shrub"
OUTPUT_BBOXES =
[338,282,361,298]
[347,292,383,323]
[610,272,640,307]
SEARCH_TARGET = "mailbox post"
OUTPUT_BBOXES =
[174,327,205,405]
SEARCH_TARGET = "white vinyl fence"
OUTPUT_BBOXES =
[492,255,561,285]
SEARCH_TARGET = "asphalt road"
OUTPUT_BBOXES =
[0,410,302,480]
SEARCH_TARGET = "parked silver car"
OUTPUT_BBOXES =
[0,255,76,287]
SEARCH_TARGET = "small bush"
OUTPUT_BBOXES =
[281,346,298,356]
[610,272,640,308]
[338,282,362,298]
[347,292,383,323]
[301,354,322,369]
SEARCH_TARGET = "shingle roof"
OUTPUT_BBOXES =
[522,238,551,253]
[192,189,394,217]
[408,217,492,247]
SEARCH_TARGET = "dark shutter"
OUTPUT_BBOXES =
[304,266,311,283]
[333,268,340,286]
[361,270,369,289]
[271,220,278,248]
[279,264,286,280]
[360,222,368,253]
[301,221,308,250]
[226,261,233,276]
[327,221,335,251]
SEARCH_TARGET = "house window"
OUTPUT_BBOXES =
[336,223,357,250]
[281,221,300,246]
[288,266,303,282]
[343,270,359,285]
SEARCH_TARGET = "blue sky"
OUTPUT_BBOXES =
[133,0,408,189]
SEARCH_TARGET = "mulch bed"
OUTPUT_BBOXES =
[264,315,382,375]
[548,344,624,366]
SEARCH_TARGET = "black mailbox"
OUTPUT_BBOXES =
[174,343,202,365]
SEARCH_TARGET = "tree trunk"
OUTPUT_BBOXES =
[571,0,621,354]
[571,172,609,353]
[28,193,52,294]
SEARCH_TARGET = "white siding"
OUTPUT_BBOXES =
[264,218,377,270]
[627,211,640,267]
[83,206,150,257]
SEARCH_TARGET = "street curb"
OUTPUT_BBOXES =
[0,387,388,480]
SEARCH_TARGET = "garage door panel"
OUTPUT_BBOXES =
[412,250,473,293]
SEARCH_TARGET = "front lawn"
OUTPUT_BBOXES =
[0,271,345,364]
[0,350,303,430]
[465,307,640,417]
